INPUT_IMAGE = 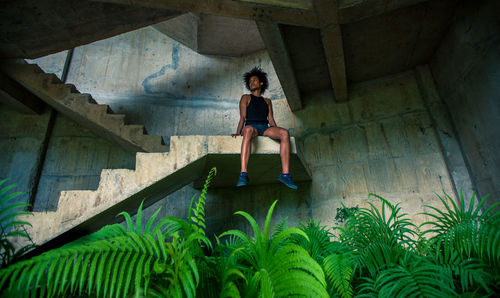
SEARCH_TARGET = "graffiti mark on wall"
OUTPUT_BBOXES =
[141,43,180,96]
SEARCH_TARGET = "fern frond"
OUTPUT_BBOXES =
[374,254,456,297]
[0,180,34,268]
[0,230,168,297]
[323,253,355,298]
[294,219,335,264]
[220,200,329,297]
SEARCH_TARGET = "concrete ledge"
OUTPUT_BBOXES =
[15,135,310,254]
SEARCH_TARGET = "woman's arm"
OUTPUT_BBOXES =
[232,95,248,137]
[266,98,277,127]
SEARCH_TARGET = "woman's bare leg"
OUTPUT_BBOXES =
[263,127,290,174]
[241,125,257,172]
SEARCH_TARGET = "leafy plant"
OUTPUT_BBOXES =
[220,200,329,297]
[0,179,34,268]
[420,191,500,295]
[1,171,499,297]
[0,168,217,297]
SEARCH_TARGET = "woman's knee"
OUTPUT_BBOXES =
[279,128,290,140]
[242,126,255,138]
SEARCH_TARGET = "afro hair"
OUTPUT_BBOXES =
[243,67,269,94]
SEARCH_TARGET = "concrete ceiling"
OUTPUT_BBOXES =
[153,13,265,57]
[0,0,179,59]
[0,0,459,110]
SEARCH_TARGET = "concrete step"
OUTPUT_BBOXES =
[103,114,125,133]
[0,61,167,153]
[15,136,311,252]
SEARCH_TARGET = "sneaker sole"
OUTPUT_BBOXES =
[279,178,298,190]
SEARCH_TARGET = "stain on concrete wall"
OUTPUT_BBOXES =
[430,0,500,208]
[57,27,289,143]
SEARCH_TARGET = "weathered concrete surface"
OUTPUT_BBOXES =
[0,72,44,114]
[292,71,456,230]
[33,27,289,144]
[430,0,500,208]
[197,14,265,57]
[153,14,199,52]
[14,136,307,249]
[0,0,179,58]
[157,13,265,57]
[342,0,457,83]
[0,106,51,205]
[415,65,474,203]
[34,114,135,211]
[24,27,470,245]
[133,70,460,240]
[1,61,168,153]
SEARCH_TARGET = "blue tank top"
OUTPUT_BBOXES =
[246,94,269,124]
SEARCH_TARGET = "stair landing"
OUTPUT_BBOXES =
[17,135,310,254]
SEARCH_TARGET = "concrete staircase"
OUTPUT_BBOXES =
[0,61,167,153]
[15,135,310,252]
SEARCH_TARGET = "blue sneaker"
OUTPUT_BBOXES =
[279,173,298,190]
[236,172,249,187]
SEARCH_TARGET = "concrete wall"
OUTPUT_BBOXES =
[62,27,291,144]
[0,106,51,205]
[0,105,135,210]
[33,113,135,211]
[26,25,460,236]
[430,0,500,208]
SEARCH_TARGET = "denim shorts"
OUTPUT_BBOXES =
[246,123,269,136]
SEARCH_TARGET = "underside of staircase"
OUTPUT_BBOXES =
[16,135,310,255]
[0,60,168,153]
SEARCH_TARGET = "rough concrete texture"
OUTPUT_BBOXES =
[138,71,459,239]
[14,135,305,247]
[0,106,51,205]
[430,0,500,208]
[1,62,168,153]
[25,26,466,243]
[34,113,135,211]
[154,13,265,57]
[39,27,291,144]
[415,65,474,204]
[292,71,456,230]
[26,51,69,80]
[0,0,179,58]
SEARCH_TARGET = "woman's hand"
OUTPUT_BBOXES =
[231,133,241,138]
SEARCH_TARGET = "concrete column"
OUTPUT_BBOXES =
[415,65,475,205]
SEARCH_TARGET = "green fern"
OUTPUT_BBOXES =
[419,191,500,294]
[372,252,456,297]
[0,201,200,297]
[220,200,329,297]
[158,167,216,251]
[339,194,418,278]
[0,179,34,268]
[293,219,335,264]
[189,167,217,238]
[323,252,355,298]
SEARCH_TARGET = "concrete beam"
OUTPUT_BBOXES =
[239,0,314,10]
[314,0,348,102]
[90,0,319,27]
[338,0,428,24]
[0,72,44,114]
[153,13,199,52]
[256,21,302,111]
